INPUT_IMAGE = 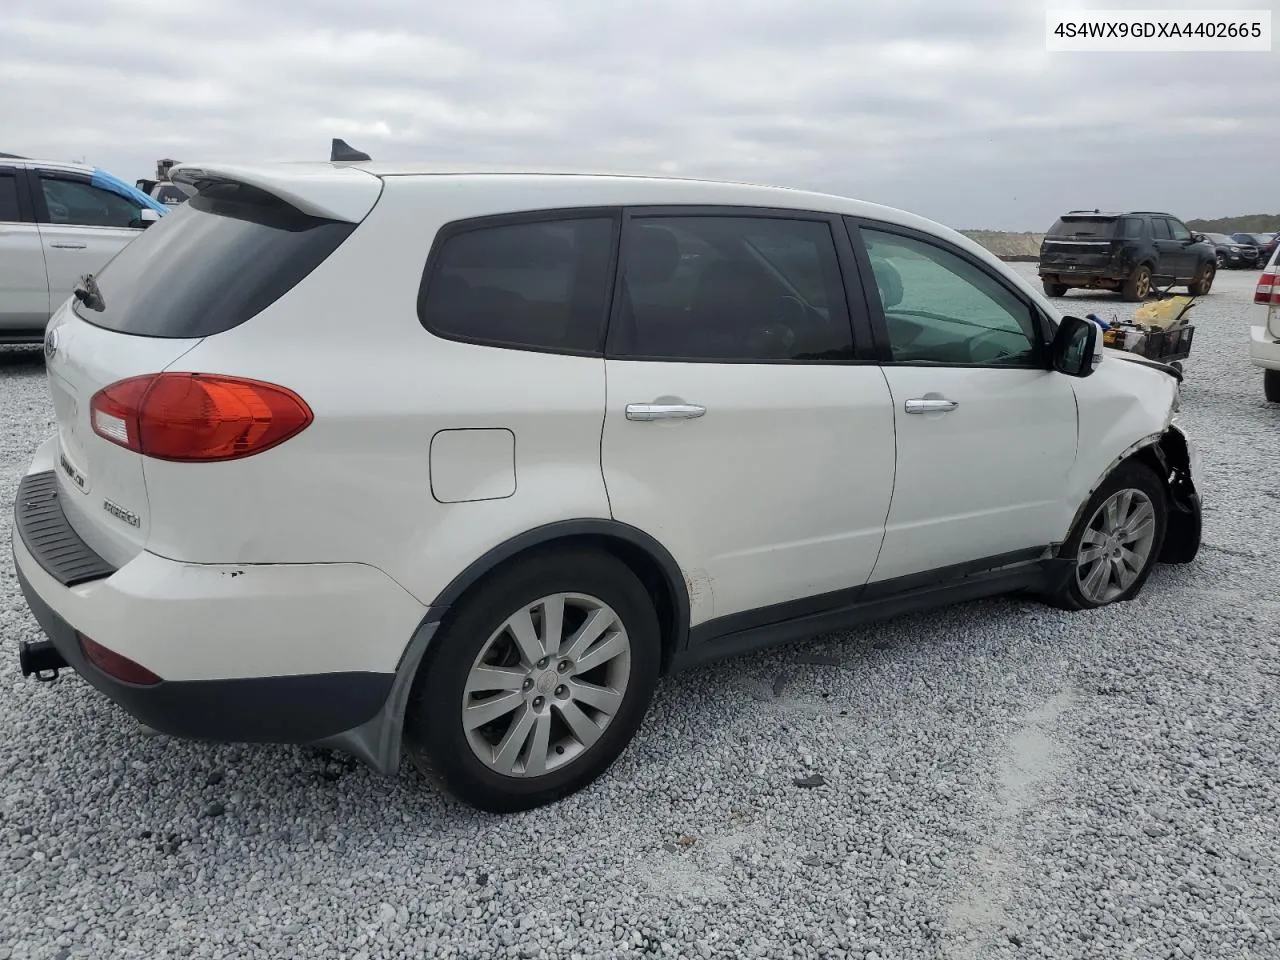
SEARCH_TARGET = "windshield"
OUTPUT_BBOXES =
[1048,217,1115,238]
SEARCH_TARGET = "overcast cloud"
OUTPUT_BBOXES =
[1,0,1276,229]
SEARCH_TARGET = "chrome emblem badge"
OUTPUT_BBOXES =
[43,327,59,362]
[102,498,141,528]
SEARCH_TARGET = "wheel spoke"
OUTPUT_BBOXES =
[1121,502,1155,543]
[540,595,566,657]
[1078,545,1106,564]
[1083,556,1110,598]
[522,712,553,777]
[1112,490,1133,530]
[561,608,617,663]
[573,631,628,675]
[491,704,536,774]
[1119,546,1143,574]
[463,690,524,730]
[569,679,624,715]
[465,665,528,694]
[1104,495,1123,532]
[556,700,602,748]
[1081,528,1108,547]
[1111,556,1133,589]
[506,607,545,666]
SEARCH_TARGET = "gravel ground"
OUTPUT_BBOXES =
[2,265,1278,960]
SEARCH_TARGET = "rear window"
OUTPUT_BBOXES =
[73,182,355,338]
[418,216,617,355]
[1048,217,1116,238]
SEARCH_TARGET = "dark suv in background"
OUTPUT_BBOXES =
[1038,210,1217,301]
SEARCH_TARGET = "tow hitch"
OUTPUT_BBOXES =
[19,640,67,682]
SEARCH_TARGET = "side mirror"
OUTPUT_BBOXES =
[130,208,161,230]
[1051,315,1103,377]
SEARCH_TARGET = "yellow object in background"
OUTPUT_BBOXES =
[1134,296,1195,331]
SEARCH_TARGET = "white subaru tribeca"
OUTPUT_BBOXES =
[13,161,1203,812]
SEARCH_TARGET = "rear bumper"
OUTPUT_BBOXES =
[12,463,432,760]
[1038,266,1124,284]
[15,560,393,743]
[1250,326,1280,371]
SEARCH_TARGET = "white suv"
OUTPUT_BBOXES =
[13,162,1203,812]
[1249,242,1280,402]
[0,158,167,343]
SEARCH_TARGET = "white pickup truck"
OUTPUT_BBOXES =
[1250,242,1280,403]
[0,156,167,344]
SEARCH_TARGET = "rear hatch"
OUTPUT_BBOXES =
[1040,215,1121,270]
[44,166,379,568]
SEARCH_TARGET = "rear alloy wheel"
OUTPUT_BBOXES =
[1122,264,1152,301]
[1042,280,1069,297]
[1046,461,1168,610]
[1265,369,1280,403]
[1188,261,1215,296]
[404,548,659,812]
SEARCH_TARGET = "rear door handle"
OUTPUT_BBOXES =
[50,242,87,249]
[625,403,706,421]
[904,398,959,414]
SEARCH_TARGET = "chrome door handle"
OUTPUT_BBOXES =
[904,398,959,414]
[50,242,86,249]
[625,403,706,421]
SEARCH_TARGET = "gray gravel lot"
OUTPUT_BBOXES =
[2,264,1278,960]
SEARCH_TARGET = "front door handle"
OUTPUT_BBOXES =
[625,403,706,421]
[904,397,959,414]
[50,241,87,249]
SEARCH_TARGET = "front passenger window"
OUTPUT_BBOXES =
[1168,220,1192,242]
[860,228,1041,367]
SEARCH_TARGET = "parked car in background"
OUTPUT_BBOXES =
[1202,232,1259,269]
[0,157,167,344]
[147,181,193,205]
[1039,210,1217,301]
[1234,231,1280,263]
[14,161,1202,812]
[1250,241,1280,403]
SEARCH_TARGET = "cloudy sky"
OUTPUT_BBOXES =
[2,0,1276,230]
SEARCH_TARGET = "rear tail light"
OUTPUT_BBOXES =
[90,373,313,462]
[1256,269,1280,306]
[77,633,162,686]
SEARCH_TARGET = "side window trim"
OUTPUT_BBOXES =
[416,205,623,358]
[603,204,872,365]
[843,215,1053,369]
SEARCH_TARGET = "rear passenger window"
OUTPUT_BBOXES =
[419,218,616,355]
[1152,218,1172,240]
[609,216,854,362]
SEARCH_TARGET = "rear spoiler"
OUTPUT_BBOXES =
[169,161,382,224]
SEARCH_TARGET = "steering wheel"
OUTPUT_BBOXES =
[965,327,1025,364]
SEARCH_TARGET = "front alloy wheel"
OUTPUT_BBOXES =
[1075,489,1158,604]
[462,593,630,778]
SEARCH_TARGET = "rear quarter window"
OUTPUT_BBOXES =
[417,216,618,355]
[73,182,355,338]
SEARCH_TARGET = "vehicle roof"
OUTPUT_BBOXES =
[0,157,92,173]
[1060,210,1175,218]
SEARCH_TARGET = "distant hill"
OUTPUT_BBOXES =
[1185,214,1280,234]
[961,231,1043,261]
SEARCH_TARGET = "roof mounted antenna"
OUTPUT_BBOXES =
[330,138,371,163]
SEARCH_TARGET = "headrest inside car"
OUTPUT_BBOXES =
[869,256,903,309]
[627,226,681,284]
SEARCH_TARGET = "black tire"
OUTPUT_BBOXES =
[1187,261,1215,296]
[1265,369,1280,403]
[1042,280,1069,297]
[404,546,660,813]
[1045,460,1168,611]
[1121,264,1153,302]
